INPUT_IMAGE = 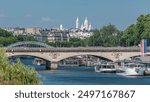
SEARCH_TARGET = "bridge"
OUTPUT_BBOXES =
[4,41,150,70]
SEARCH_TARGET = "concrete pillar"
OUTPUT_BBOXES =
[46,61,51,70]
[50,62,58,70]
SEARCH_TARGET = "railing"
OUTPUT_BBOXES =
[7,41,53,48]
[5,47,147,52]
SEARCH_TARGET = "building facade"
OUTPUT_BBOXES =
[25,27,41,34]
[40,29,70,42]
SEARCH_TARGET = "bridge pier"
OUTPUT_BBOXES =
[50,62,58,70]
[46,61,51,70]
[46,61,58,70]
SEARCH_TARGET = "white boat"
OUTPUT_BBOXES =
[95,64,117,73]
[124,63,145,76]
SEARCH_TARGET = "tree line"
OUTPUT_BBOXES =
[0,28,36,46]
[89,14,150,47]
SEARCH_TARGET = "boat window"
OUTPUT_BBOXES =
[130,64,135,68]
[108,66,111,68]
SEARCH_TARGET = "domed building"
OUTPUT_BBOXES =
[75,17,92,31]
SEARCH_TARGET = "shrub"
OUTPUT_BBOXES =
[0,48,41,85]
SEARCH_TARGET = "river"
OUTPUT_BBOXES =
[20,58,150,85]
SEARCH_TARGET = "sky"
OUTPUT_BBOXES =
[0,0,150,30]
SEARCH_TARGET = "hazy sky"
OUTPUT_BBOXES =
[0,0,150,30]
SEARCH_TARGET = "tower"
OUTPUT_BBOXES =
[88,24,92,31]
[60,24,63,30]
[84,17,89,30]
[76,17,80,29]
[80,24,84,30]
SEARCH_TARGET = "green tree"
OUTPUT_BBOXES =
[16,35,36,41]
[0,37,18,46]
[123,14,150,46]
[122,24,138,46]
[88,24,122,47]
[0,48,41,85]
[0,28,13,37]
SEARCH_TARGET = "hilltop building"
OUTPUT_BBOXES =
[69,17,93,39]
[75,17,92,31]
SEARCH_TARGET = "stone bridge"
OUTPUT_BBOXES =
[4,41,150,70]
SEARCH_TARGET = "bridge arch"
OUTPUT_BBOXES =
[7,53,51,62]
[118,52,142,61]
[7,41,53,48]
[56,53,114,62]
[122,53,150,60]
[7,53,54,70]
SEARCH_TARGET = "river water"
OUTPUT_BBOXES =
[20,58,150,85]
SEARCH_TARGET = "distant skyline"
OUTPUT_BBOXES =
[0,0,150,30]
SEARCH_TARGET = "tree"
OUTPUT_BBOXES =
[122,24,138,46]
[16,35,36,41]
[0,37,18,46]
[88,24,122,47]
[0,28,13,37]
[123,14,150,46]
[0,48,41,85]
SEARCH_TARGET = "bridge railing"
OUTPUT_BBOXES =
[6,41,54,49]
[5,47,144,52]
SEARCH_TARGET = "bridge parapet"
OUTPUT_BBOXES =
[5,47,146,52]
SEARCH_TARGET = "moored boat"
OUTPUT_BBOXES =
[124,63,145,76]
[95,64,117,73]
